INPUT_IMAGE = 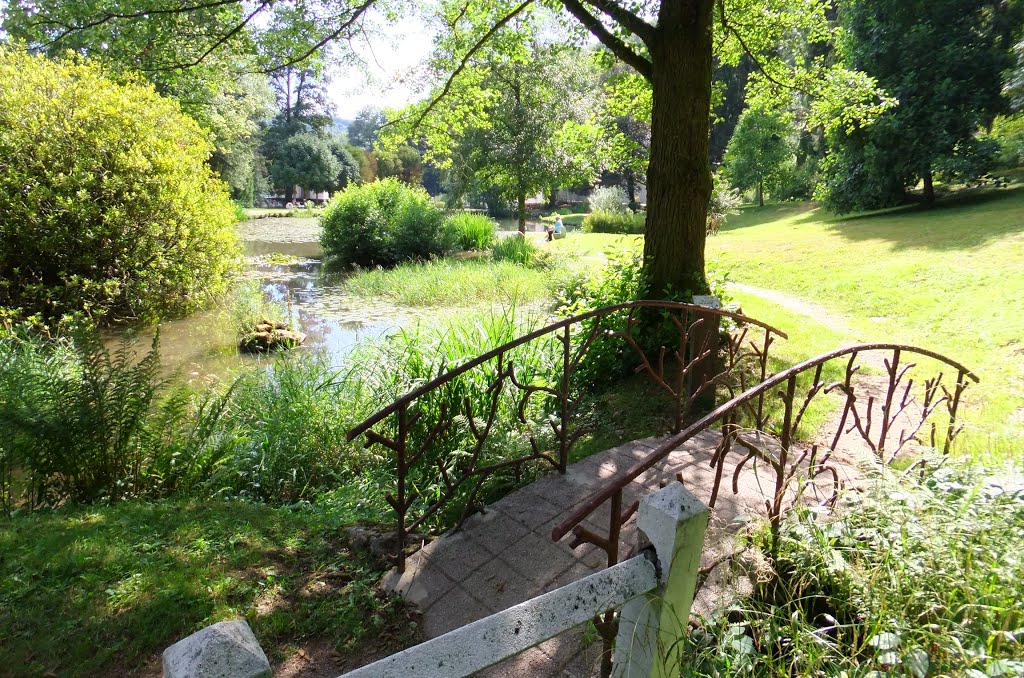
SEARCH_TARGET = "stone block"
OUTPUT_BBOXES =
[162,620,270,678]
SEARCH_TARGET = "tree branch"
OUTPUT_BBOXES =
[38,0,248,47]
[261,0,378,73]
[142,3,265,71]
[717,0,801,93]
[580,0,654,46]
[561,0,652,81]
[384,0,535,132]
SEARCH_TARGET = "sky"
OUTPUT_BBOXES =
[324,15,436,120]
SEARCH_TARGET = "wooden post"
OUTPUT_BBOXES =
[612,485,709,678]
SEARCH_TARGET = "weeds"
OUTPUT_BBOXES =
[687,465,1024,677]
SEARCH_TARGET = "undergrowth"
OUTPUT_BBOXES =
[687,465,1024,677]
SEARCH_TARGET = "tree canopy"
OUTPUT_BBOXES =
[723,107,794,207]
[4,0,895,295]
[816,0,1019,212]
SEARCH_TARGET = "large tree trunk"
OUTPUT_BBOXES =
[643,0,715,296]
[757,178,764,207]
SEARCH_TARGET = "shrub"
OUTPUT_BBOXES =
[0,48,241,329]
[320,178,452,267]
[446,212,497,250]
[582,210,645,234]
[708,176,744,234]
[587,185,629,214]
[492,234,541,266]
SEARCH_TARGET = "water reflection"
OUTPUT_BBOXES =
[149,217,417,382]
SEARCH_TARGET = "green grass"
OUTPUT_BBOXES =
[729,292,854,437]
[0,499,416,677]
[546,232,638,259]
[708,187,1024,456]
[540,213,588,227]
[687,466,1024,677]
[343,257,559,307]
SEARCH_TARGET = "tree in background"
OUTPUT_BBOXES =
[392,32,604,231]
[818,0,1018,212]
[377,145,425,185]
[268,134,341,203]
[347,106,386,150]
[723,108,794,207]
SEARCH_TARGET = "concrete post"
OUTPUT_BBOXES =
[611,485,710,678]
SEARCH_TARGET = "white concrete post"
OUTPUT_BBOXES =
[611,484,710,678]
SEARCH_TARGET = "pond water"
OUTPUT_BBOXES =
[146,217,421,382]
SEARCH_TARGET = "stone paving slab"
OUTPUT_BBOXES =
[379,430,857,676]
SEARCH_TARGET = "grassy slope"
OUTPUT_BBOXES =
[0,500,415,677]
[707,188,1024,454]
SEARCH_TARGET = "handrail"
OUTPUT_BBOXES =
[345,299,789,572]
[552,342,978,544]
[347,300,787,440]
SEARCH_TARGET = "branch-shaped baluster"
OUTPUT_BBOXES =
[943,371,969,454]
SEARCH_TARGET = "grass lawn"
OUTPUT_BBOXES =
[547,187,1024,457]
[708,187,1024,458]
[0,500,416,677]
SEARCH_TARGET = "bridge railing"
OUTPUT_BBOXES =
[553,342,979,569]
[346,300,787,571]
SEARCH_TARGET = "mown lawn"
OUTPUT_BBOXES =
[0,500,416,677]
[708,187,1024,458]
[549,188,1024,458]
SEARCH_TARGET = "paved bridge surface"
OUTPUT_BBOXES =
[378,430,854,677]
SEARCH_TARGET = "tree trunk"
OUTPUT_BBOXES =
[922,169,935,206]
[643,0,715,297]
[626,171,638,211]
[757,178,764,207]
[285,185,295,204]
[547,186,558,209]
[517,190,527,233]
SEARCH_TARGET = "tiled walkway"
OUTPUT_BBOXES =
[379,430,847,676]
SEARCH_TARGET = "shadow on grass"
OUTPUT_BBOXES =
[718,203,821,233]
[823,186,1024,251]
[0,500,415,678]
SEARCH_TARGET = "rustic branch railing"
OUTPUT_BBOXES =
[346,300,787,571]
[552,342,979,568]
[548,342,976,673]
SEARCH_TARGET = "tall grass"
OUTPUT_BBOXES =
[363,306,563,524]
[343,257,552,306]
[492,234,542,265]
[686,465,1024,677]
[447,212,498,250]
[582,210,645,234]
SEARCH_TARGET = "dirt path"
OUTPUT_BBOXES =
[729,282,907,466]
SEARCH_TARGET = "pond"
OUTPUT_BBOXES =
[147,217,422,382]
